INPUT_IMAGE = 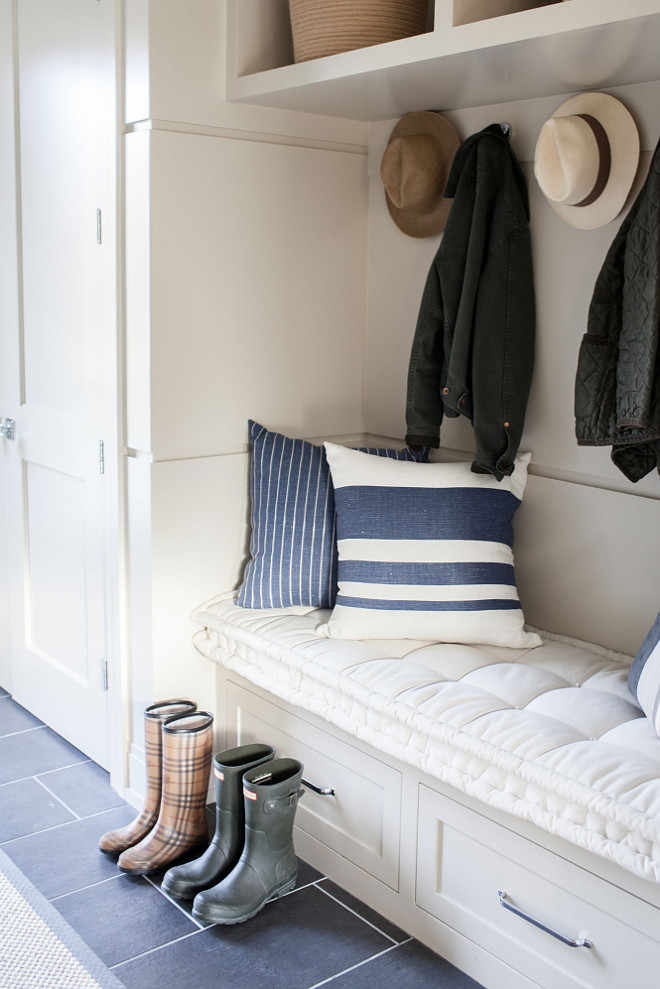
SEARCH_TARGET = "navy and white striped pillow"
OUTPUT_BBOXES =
[235,422,428,610]
[321,443,541,648]
[628,611,660,734]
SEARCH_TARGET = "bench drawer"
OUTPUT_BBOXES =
[225,681,402,889]
[416,784,660,989]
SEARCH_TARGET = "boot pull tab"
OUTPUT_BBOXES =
[263,788,305,814]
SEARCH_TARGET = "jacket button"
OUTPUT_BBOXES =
[442,387,449,395]
[460,397,466,405]
[504,421,510,428]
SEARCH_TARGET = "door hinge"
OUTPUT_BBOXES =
[101,658,109,692]
[0,417,15,441]
[96,208,102,244]
[98,440,105,474]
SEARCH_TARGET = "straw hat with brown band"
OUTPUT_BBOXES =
[534,92,640,230]
[380,111,461,238]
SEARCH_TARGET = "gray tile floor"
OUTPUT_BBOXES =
[0,687,483,988]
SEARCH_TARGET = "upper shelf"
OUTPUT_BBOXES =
[226,0,660,121]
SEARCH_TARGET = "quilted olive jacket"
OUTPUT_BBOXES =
[574,137,660,482]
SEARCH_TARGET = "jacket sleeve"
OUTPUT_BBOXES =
[471,226,536,479]
[616,212,660,430]
[405,257,445,448]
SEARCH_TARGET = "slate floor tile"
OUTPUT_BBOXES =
[2,804,137,899]
[0,725,87,784]
[317,878,408,943]
[322,938,485,988]
[294,855,324,888]
[113,882,392,989]
[37,761,127,818]
[0,695,44,736]
[0,776,75,842]
[53,873,199,968]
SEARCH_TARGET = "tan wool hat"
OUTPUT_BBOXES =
[380,111,461,238]
[534,92,639,230]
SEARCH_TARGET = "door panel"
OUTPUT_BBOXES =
[25,464,87,675]
[2,0,115,767]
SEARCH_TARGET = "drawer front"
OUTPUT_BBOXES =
[225,681,401,889]
[416,784,660,989]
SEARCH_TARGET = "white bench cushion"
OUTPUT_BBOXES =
[192,593,660,885]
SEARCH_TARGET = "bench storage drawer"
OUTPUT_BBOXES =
[225,680,402,889]
[416,784,660,989]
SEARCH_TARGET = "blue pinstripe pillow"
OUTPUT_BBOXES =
[321,443,541,648]
[235,422,428,610]
[628,611,660,735]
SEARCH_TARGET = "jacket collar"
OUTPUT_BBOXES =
[445,124,530,220]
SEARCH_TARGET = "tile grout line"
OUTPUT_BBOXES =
[0,804,131,845]
[314,881,400,945]
[0,724,47,739]
[0,758,92,788]
[109,925,205,970]
[50,873,125,901]
[279,876,322,899]
[33,774,82,821]
[144,876,208,930]
[305,938,414,989]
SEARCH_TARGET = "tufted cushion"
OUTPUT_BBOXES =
[235,422,428,610]
[321,443,540,648]
[193,594,660,885]
[628,610,660,734]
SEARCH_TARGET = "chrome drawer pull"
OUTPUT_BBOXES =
[301,777,335,796]
[498,890,592,949]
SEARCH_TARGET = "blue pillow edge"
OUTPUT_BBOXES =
[628,609,660,696]
[235,422,428,610]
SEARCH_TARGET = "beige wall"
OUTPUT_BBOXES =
[122,0,369,764]
[364,81,660,654]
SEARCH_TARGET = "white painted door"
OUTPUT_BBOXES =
[0,0,116,767]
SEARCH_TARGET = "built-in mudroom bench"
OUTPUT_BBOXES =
[192,591,660,989]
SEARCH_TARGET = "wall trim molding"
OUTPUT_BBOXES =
[124,118,368,156]
[364,435,660,501]
[124,434,371,465]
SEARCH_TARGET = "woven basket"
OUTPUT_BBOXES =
[289,0,429,63]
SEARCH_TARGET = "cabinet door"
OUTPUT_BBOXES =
[416,785,660,989]
[0,0,116,766]
[226,681,402,889]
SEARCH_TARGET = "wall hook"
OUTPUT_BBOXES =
[499,121,512,137]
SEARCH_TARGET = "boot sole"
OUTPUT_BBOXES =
[161,878,206,900]
[192,875,296,926]
[119,841,208,877]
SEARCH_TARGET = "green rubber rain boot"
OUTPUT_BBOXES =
[192,758,304,925]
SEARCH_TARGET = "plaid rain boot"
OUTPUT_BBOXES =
[99,699,197,855]
[117,709,214,875]
[161,742,275,899]
[192,758,304,925]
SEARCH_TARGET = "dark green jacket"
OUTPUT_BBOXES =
[574,137,660,482]
[405,125,536,481]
